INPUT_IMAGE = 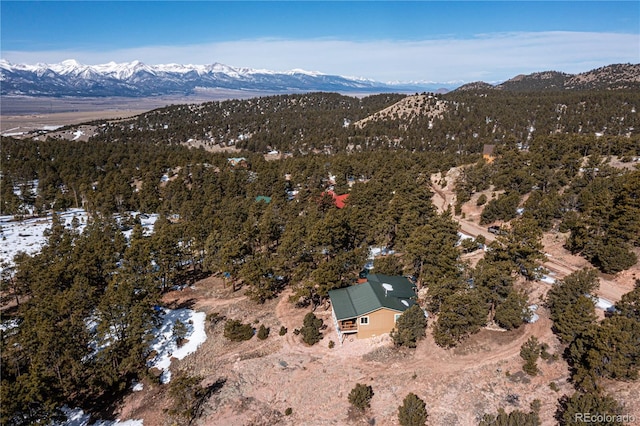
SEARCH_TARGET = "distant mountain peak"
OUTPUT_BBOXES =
[0,59,453,97]
[454,64,640,92]
[454,81,496,92]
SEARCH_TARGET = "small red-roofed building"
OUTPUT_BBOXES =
[322,190,349,209]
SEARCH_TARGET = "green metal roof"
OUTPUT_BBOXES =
[255,195,272,203]
[329,274,417,320]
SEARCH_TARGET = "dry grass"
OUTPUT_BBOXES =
[354,94,448,129]
[112,276,639,426]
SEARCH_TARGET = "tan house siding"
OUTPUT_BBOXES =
[356,308,401,339]
[482,144,496,163]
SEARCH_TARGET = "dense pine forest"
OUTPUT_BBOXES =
[1,88,639,425]
[79,90,640,155]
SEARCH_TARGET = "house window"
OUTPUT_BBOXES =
[359,316,369,325]
[394,313,401,323]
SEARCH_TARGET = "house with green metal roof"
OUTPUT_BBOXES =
[255,195,272,204]
[328,274,417,340]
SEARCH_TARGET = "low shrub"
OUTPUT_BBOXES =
[348,383,374,411]
[257,324,270,340]
[223,319,254,341]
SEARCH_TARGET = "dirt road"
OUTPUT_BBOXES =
[115,172,639,426]
[430,170,637,304]
[117,265,639,426]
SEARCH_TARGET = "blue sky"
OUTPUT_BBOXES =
[1,1,639,83]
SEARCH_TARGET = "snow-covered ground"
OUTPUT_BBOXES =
[595,297,615,312]
[457,231,474,242]
[84,304,206,376]
[54,407,142,426]
[540,275,557,285]
[527,304,540,323]
[52,286,205,424]
[0,209,88,270]
[368,246,395,259]
[0,210,158,273]
[0,318,20,332]
[2,210,199,425]
[119,213,158,240]
[147,308,207,384]
[456,231,478,248]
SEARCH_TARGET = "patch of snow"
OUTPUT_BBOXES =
[72,130,84,140]
[12,179,39,199]
[368,246,394,259]
[42,125,63,131]
[54,407,142,426]
[132,382,144,392]
[456,231,475,246]
[540,275,556,285]
[595,297,614,311]
[147,308,207,384]
[84,315,99,335]
[0,210,158,274]
[0,318,20,332]
[0,209,88,273]
[527,313,540,323]
[457,231,474,241]
[382,283,394,292]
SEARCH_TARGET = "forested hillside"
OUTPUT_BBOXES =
[82,90,640,156]
[1,86,639,424]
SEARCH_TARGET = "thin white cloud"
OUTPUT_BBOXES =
[2,32,638,83]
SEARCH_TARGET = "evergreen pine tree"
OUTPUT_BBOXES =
[391,305,427,348]
[398,393,428,426]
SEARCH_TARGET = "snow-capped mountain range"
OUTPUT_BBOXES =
[0,59,450,97]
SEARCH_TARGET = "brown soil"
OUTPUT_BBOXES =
[354,94,447,129]
[112,167,640,426]
[430,168,639,299]
[112,273,639,426]
[1,107,243,153]
[0,110,147,133]
[7,99,638,425]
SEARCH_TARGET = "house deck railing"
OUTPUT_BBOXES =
[339,322,357,332]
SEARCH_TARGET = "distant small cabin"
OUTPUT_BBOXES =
[323,190,350,209]
[227,157,249,168]
[329,274,417,340]
[255,195,272,204]
[482,144,496,163]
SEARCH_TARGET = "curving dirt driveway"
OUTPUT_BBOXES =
[117,175,638,426]
[430,171,637,304]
